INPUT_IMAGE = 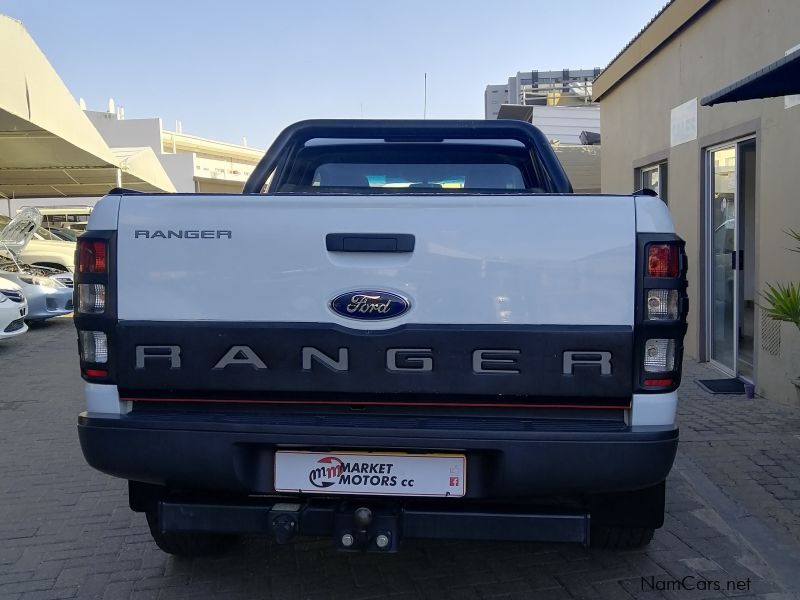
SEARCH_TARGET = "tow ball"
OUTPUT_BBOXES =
[335,506,398,552]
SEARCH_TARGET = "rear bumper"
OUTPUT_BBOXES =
[156,497,593,548]
[78,411,678,498]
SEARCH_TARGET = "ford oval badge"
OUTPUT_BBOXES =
[330,290,410,320]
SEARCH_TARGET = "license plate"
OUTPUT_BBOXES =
[274,451,466,497]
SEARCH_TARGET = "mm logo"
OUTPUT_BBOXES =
[308,456,344,488]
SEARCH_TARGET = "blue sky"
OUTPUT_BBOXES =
[3,1,665,148]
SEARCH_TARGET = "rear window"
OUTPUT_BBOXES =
[275,143,541,193]
[313,162,525,190]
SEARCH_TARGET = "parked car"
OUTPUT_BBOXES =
[76,120,688,556]
[0,276,28,340]
[0,263,72,321]
[0,208,74,320]
[0,210,76,271]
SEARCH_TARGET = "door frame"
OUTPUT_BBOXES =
[703,135,756,378]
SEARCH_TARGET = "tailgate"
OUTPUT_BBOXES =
[114,193,636,400]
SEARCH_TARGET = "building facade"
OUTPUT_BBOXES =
[86,111,263,193]
[594,0,800,402]
[484,68,600,119]
[484,84,510,120]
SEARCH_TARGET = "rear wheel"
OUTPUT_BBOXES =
[586,482,665,549]
[145,511,237,557]
[590,525,655,549]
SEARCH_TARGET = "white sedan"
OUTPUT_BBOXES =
[0,276,28,340]
[0,210,76,272]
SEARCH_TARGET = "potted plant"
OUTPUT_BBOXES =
[761,229,800,401]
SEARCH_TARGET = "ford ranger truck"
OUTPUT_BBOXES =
[76,120,688,556]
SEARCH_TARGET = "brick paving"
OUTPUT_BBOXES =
[0,318,798,599]
[678,362,800,547]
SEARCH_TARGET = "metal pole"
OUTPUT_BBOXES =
[115,168,122,188]
[424,73,427,120]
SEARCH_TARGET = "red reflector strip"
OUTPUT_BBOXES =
[643,378,673,387]
[78,240,107,273]
[122,396,632,410]
[84,368,108,378]
[647,244,679,278]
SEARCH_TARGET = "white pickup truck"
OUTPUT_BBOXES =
[76,120,688,556]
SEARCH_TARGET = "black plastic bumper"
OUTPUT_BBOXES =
[78,411,678,498]
[157,497,592,549]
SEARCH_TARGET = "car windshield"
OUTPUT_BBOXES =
[52,228,78,241]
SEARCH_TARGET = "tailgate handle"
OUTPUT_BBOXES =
[326,233,415,253]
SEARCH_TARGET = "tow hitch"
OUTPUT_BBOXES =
[335,505,399,553]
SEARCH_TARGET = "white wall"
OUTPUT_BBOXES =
[531,106,600,144]
[85,112,163,154]
[159,153,196,193]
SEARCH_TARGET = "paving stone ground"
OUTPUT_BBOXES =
[1,318,799,599]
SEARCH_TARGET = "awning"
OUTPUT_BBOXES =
[702,49,800,106]
[0,15,175,198]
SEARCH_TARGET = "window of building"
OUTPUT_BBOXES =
[638,162,668,204]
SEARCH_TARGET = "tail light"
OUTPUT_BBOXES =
[79,331,109,363]
[78,283,106,313]
[74,234,115,383]
[637,237,688,392]
[643,338,676,372]
[646,244,679,277]
[646,289,679,320]
[78,240,107,273]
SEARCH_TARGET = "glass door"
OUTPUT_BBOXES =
[708,146,737,374]
[736,141,756,381]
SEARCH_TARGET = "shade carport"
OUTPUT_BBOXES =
[0,15,175,199]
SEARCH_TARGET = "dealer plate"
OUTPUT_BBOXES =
[274,451,466,497]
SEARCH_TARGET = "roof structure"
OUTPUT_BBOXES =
[0,15,175,198]
[161,130,264,163]
[593,0,713,101]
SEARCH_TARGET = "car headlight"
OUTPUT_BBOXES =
[0,294,7,303]
[19,275,61,288]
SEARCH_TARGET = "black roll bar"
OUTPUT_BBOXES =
[242,119,573,194]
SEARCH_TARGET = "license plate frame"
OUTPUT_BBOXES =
[274,450,466,497]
